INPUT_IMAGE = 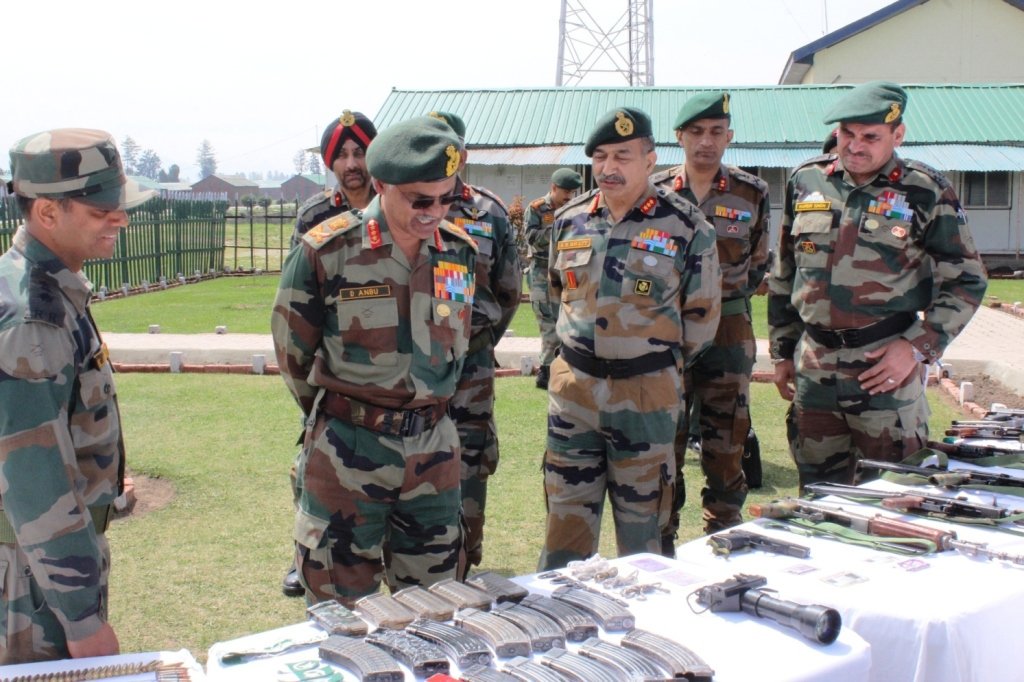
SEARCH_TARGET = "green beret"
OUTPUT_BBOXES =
[366,116,463,185]
[584,107,652,157]
[551,168,582,190]
[673,92,731,130]
[427,111,467,140]
[823,81,908,125]
[9,128,155,210]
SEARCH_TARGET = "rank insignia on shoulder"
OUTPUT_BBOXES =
[635,279,653,296]
[799,241,817,254]
[367,219,383,249]
[542,214,554,224]
[631,228,678,257]
[308,224,332,244]
[557,238,592,251]
[328,216,349,231]
[93,343,109,369]
[640,196,657,214]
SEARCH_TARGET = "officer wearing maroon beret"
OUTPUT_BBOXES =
[289,110,378,248]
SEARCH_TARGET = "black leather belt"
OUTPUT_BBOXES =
[560,345,676,379]
[804,312,915,349]
[321,392,448,438]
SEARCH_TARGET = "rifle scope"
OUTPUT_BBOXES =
[695,574,842,645]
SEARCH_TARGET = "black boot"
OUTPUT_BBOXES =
[535,364,550,389]
[282,563,304,597]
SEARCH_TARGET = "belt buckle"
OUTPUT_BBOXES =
[400,410,426,438]
[836,328,860,348]
[606,358,631,377]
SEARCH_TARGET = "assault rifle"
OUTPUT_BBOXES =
[927,439,1024,461]
[803,482,1023,524]
[749,498,1024,564]
[690,573,841,644]
[857,458,1024,491]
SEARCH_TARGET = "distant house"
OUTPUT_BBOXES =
[259,180,283,202]
[281,174,327,202]
[190,174,259,202]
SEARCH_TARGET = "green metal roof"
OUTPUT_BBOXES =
[375,85,1024,148]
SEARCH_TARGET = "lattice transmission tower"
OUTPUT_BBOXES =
[556,0,654,86]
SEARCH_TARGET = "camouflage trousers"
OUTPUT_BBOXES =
[294,412,462,608]
[669,313,754,536]
[528,262,560,366]
[1,537,111,664]
[792,335,929,489]
[450,345,499,574]
[538,357,678,571]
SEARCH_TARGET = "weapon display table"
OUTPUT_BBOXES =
[206,558,870,681]
[0,650,204,681]
[671,461,1024,682]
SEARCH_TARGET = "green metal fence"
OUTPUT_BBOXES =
[0,194,300,289]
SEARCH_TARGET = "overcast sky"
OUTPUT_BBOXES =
[2,0,892,181]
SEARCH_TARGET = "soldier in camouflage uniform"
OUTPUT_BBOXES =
[769,81,987,488]
[0,129,155,663]
[538,108,721,570]
[652,92,770,541]
[428,112,521,575]
[283,110,381,596]
[524,168,583,389]
[289,110,378,248]
[272,117,477,606]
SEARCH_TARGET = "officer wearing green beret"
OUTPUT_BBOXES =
[272,116,477,606]
[428,110,521,575]
[1,129,154,662]
[769,81,987,488]
[289,110,378,249]
[539,107,721,570]
[282,109,379,597]
[524,167,583,389]
[651,92,770,545]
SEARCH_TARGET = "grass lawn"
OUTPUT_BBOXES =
[106,373,964,660]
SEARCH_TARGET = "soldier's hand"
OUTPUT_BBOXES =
[773,359,796,401]
[860,338,916,394]
[68,622,120,658]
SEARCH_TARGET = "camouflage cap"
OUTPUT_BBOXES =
[426,111,467,140]
[584,107,652,157]
[366,116,463,185]
[823,81,908,125]
[551,168,582,190]
[320,110,377,166]
[8,128,155,210]
[673,91,731,130]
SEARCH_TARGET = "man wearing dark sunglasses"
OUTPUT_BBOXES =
[428,111,521,577]
[273,116,478,607]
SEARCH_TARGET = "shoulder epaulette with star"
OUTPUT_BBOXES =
[469,184,508,215]
[530,197,546,210]
[439,218,479,252]
[903,158,954,192]
[726,165,769,194]
[649,166,681,186]
[302,210,362,250]
[792,153,836,173]
[555,188,596,219]
[655,187,703,223]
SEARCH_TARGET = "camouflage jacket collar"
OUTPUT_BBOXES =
[12,226,92,312]
[674,164,731,194]
[590,181,660,218]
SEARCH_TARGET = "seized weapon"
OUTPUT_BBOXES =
[317,634,404,682]
[518,593,599,642]
[706,528,811,558]
[354,592,417,630]
[550,585,635,632]
[503,655,573,682]
[927,439,1024,461]
[619,628,714,681]
[689,573,841,645]
[406,617,493,668]
[750,498,1024,563]
[465,571,530,604]
[392,584,457,621]
[428,577,493,611]
[306,599,369,637]
[858,458,1024,491]
[540,646,623,682]
[804,481,1022,523]
[364,628,450,678]
[492,601,567,653]
[577,636,670,681]
[454,606,532,659]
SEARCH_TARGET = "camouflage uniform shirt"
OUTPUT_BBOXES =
[0,227,123,643]
[272,195,478,416]
[289,186,377,249]
[768,154,987,363]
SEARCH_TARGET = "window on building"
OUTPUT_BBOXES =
[963,171,1011,208]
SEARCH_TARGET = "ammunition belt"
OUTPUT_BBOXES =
[321,392,448,438]
[0,505,113,544]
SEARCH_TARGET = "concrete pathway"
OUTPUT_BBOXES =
[105,305,1024,394]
